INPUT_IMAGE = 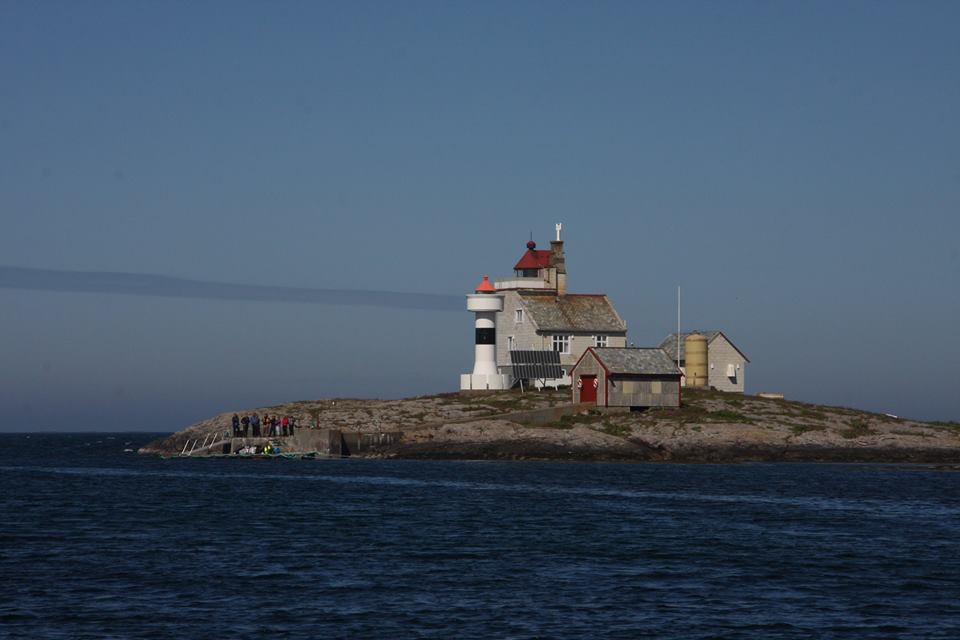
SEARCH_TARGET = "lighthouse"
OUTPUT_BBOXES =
[460,275,510,390]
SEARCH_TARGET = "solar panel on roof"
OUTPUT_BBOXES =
[509,350,564,380]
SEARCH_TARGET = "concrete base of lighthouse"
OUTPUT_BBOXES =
[460,373,511,391]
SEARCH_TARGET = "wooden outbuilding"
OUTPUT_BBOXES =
[571,347,682,408]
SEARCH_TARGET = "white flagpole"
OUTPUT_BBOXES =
[677,285,681,367]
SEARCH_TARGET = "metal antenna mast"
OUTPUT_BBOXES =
[677,286,681,367]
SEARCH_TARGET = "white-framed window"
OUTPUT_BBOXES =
[507,336,515,351]
[593,335,608,348]
[515,309,524,323]
[552,334,571,354]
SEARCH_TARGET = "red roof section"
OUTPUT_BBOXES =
[474,275,496,293]
[514,249,552,270]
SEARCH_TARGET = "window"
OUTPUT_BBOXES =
[507,336,515,351]
[593,335,608,348]
[552,334,571,354]
[515,309,523,323]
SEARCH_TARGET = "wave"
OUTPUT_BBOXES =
[3,464,957,519]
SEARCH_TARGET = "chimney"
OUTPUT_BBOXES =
[550,223,566,296]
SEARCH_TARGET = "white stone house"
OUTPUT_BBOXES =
[659,331,749,393]
[492,228,628,387]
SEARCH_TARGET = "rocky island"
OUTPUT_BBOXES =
[139,389,960,463]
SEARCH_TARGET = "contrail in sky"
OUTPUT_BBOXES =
[0,266,462,312]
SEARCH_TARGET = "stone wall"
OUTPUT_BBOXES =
[496,291,627,382]
[496,291,543,370]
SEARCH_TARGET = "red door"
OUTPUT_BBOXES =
[579,375,597,404]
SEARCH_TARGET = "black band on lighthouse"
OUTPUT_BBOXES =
[475,328,495,344]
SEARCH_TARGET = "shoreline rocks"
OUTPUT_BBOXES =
[140,389,960,464]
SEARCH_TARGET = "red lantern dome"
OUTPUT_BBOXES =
[474,275,496,293]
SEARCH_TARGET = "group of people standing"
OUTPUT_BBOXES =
[231,413,297,438]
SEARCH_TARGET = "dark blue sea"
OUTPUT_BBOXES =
[2,433,959,639]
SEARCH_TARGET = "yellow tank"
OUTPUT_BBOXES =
[685,333,708,388]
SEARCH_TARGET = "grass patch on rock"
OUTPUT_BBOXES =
[460,405,493,413]
[929,420,960,430]
[839,418,875,439]
[793,407,827,421]
[890,429,931,438]
[649,402,711,425]
[791,424,827,436]
[554,411,604,429]
[707,409,751,423]
[600,422,631,437]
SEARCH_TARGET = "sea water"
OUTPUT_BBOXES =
[1,433,958,639]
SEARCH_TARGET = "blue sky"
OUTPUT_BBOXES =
[2,1,958,430]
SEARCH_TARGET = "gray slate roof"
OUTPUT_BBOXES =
[590,347,681,376]
[659,331,749,362]
[519,292,626,332]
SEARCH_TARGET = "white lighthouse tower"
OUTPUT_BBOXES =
[460,275,510,390]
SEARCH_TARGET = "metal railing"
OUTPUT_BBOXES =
[179,429,231,457]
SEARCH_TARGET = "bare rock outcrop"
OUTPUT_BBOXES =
[140,389,960,463]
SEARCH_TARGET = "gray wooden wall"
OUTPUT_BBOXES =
[707,335,746,393]
[607,377,680,407]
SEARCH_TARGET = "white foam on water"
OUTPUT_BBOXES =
[2,463,958,520]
